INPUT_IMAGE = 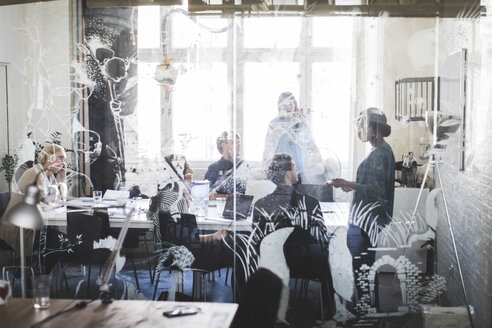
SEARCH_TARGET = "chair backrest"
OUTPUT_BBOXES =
[67,208,111,244]
[66,208,111,265]
[233,268,283,328]
[0,192,11,217]
[158,211,200,250]
[295,184,334,202]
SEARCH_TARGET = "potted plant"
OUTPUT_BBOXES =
[0,153,18,193]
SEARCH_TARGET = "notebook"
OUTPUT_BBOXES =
[221,194,254,220]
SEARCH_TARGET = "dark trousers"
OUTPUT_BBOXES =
[347,224,375,302]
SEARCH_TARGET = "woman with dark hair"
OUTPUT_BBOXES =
[147,154,193,227]
[327,107,395,303]
[262,92,322,184]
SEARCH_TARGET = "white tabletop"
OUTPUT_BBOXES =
[41,198,349,232]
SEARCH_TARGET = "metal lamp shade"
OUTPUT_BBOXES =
[5,185,43,230]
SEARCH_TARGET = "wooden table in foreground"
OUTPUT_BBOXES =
[1,298,238,328]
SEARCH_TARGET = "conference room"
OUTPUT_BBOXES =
[0,0,490,327]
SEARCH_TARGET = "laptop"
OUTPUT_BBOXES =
[221,194,254,220]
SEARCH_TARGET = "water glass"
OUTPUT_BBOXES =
[93,190,103,203]
[31,275,51,309]
[216,197,226,216]
[193,198,208,218]
[2,266,34,298]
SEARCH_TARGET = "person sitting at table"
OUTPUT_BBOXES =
[0,144,68,273]
[253,153,330,247]
[147,154,227,249]
[204,131,250,199]
[246,153,335,320]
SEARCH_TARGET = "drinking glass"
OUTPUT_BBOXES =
[93,190,103,203]
[2,266,34,298]
[216,197,226,216]
[31,275,51,309]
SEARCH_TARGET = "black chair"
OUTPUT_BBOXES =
[284,227,336,323]
[152,211,226,301]
[233,268,283,328]
[295,184,334,202]
[0,192,10,217]
[109,227,149,291]
[64,208,113,298]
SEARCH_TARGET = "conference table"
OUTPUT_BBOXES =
[41,198,350,232]
[0,298,238,328]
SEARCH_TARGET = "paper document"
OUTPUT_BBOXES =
[103,189,129,200]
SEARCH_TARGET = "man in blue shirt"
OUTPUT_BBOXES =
[205,131,249,197]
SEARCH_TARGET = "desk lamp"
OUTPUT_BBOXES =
[4,183,43,298]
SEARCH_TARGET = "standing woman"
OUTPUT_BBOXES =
[328,108,395,299]
[0,144,67,266]
[263,92,322,184]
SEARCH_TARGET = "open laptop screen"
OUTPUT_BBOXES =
[222,194,254,220]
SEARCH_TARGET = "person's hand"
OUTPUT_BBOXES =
[326,178,346,188]
[327,178,356,192]
[209,193,228,200]
[215,229,229,240]
[58,164,67,183]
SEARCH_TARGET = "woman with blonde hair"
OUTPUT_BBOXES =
[0,144,67,266]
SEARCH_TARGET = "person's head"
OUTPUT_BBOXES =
[216,131,241,161]
[164,154,193,182]
[267,153,298,186]
[356,107,391,143]
[277,92,299,115]
[38,144,66,174]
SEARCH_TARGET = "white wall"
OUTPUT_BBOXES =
[0,0,71,191]
[383,18,435,170]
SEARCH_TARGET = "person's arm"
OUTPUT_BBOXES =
[199,229,228,243]
[57,165,68,202]
[204,163,217,187]
[327,178,358,192]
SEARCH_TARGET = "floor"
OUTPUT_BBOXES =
[3,252,425,328]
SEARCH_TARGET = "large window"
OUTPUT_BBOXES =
[134,8,355,187]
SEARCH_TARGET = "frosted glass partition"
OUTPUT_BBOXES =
[0,1,489,327]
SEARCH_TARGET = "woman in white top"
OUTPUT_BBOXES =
[0,144,67,257]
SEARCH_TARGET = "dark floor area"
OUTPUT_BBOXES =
[3,252,425,328]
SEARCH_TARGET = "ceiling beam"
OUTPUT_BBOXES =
[0,0,58,5]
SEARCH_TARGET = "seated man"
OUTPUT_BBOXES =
[251,152,335,319]
[253,152,330,249]
[205,131,250,198]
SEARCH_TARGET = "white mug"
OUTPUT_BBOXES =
[0,280,11,305]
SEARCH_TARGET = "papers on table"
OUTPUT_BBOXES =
[103,189,129,201]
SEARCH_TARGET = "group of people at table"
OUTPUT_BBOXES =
[0,91,395,321]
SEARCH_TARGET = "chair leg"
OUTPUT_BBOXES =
[224,267,229,286]
[152,271,161,300]
[318,281,324,324]
[87,264,91,298]
[141,232,154,284]
[129,255,140,291]
[59,261,69,293]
